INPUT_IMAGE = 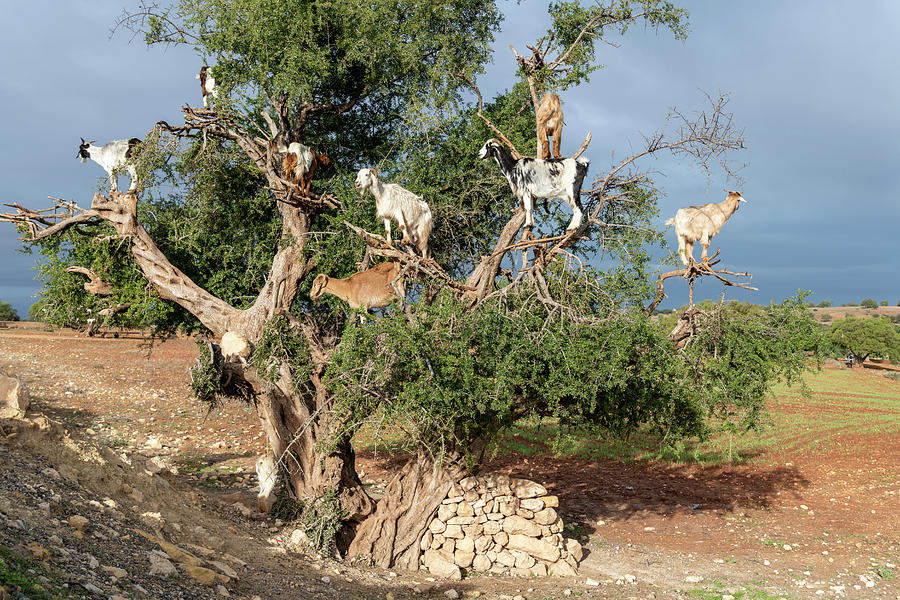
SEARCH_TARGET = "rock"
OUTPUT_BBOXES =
[438,504,456,522]
[502,515,542,537]
[23,542,49,561]
[520,498,545,512]
[441,538,456,554]
[102,565,128,579]
[538,495,559,507]
[423,549,462,580]
[512,479,547,499]
[506,534,560,562]
[472,554,492,572]
[291,528,309,547]
[493,531,509,547]
[483,520,501,535]
[68,515,89,532]
[459,477,478,491]
[454,549,475,568]
[456,502,475,517]
[474,535,493,553]
[496,550,516,567]
[148,553,176,577]
[420,530,433,552]
[216,584,230,597]
[447,516,475,525]
[529,561,548,576]
[515,508,534,519]
[184,564,227,586]
[565,538,583,562]
[623,574,636,583]
[210,560,239,579]
[428,519,447,534]
[456,537,475,553]
[145,437,163,450]
[0,370,30,417]
[514,552,535,569]
[444,524,463,539]
[548,559,577,576]
[533,507,558,526]
[585,578,600,586]
[444,589,459,600]
[684,575,703,584]
[41,467,61,480]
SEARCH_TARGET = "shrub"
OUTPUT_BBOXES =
[819,313,832,322]
[817,301,832,308]
[880,300,889,306]
[861,299,878,309]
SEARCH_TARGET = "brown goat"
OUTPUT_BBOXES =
[536,92,564,159]
[309,261,406,310]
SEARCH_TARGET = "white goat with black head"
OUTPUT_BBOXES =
[196,66,218,108]
[478,138,589,231]
[354,168,433,258]
[666,190,746,266]
[77,137,142,192]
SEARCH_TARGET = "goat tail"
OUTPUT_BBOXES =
[664,217,676,227]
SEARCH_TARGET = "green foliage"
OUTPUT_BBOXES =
[250,315,314,395]
[189,340,254,408]
[861,298,878,309]
[300,488,348,555]
[829,316,900,363]
[817,300,832,307]
[0,545,68,599]
[0,300,19,321]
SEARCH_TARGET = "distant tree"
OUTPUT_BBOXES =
[0,300,20,321]
[830,316,900,365]
[880,300,888,306]
[844,302,858,307]
[860,299,878,309]
[817,301,832,308]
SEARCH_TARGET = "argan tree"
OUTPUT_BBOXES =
[1,0,819,568]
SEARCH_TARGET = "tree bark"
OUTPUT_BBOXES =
[347,450,465,568]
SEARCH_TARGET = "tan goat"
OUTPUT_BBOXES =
[536,92,564,159]
[666,191,746,266]
[309,261,406,310]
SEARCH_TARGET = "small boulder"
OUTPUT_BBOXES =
[0,369,29,417]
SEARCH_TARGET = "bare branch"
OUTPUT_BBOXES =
[455,72,523,160]
[65,266,114,296]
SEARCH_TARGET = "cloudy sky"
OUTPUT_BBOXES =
[1,1,898,317]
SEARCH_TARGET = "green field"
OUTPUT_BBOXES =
[355,368,900,466]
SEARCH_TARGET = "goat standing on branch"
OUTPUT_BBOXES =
[77,137,141,192]
[354,168,433,258]
[309,261,407,311]
[666,190,746,266]
[537,92,564,159]
[478,138,589,231]
[196,66,218,108]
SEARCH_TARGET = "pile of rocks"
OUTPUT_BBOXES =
[420,475,582,579]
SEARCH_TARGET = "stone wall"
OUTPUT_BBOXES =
[420,474,582,579]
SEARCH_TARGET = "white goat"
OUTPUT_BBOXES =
[279,141,313,186]
[220,331,251,364]
[255,454,278,513]
[309,261,406,310]
[196,66,218,108]
[666,190,746,266]
[77,137,141,192]
[354,168,433,258]
[478,138,589,231]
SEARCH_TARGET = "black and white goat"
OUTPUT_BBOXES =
[76,137,141,192]
[478,138,589,231]
[354,168,433,258]
[196,66,218,108]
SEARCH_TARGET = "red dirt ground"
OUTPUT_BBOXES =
[1,323,897,599]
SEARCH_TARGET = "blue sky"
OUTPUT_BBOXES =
[2,1,899,317]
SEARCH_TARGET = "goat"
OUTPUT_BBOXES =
[309,261,406,311]
[536,92,564,159]
[354,168,433,257]
[282,145,329,195]
[666,190,746,266]
[478,138,589,231]
[255,454,277,513]
[77,137,141,192]
[196,66,218,109]
[220,331,251,364]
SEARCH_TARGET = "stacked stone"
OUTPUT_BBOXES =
[420,475,583,579]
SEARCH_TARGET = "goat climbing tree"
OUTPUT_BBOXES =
[1,0,821,568]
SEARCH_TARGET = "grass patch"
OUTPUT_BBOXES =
[685,578,789,600]
[0,544,70,599]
